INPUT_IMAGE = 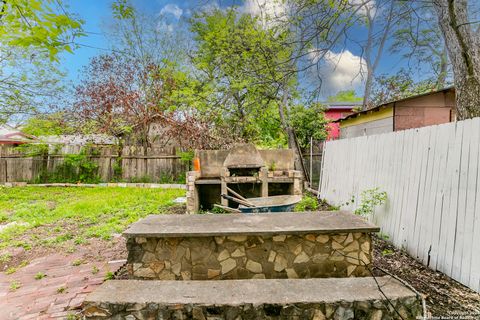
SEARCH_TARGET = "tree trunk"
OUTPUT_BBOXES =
[436,49,449,89]
[362,1,395,110]
[433,0,480,120]
[278,85,304,174]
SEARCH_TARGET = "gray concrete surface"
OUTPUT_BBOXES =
[123,211,380,238]
[84,276,416,305]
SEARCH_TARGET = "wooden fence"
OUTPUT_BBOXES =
[0,144,187,183]
[320,118,480,293]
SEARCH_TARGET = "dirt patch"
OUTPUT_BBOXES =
[372,235,480,317]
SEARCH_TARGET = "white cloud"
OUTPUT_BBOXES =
[310,49,366,95]
[241,0,288,28]
[160,4,183,20]
[350,0,376,17]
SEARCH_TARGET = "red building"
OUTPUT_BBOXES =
[323,102,362,140]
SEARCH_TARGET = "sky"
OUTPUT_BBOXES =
[59,0,417,98]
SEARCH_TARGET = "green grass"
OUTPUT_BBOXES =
[0,187,184,251]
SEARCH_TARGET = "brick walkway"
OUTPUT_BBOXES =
[0,253,124,320]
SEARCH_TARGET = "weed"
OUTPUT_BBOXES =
[0,253,12,263]
[104,271,114,280]
[294,194,319,212]
[57,286,67,294]
[72,259,83,266]
[74,237,87,245]
[6,267,16,274]
[382,249,395,256]
[35,272,46,280]
[66,314,78,320]
[92,265,99,274]
[354,188,387,217]
[9,280,21,291]
[19,260,29,268]
[379,232,390,240]
[66,247,76,253]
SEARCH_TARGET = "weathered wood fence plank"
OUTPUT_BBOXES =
[320,118,480,293]
[0,145,187,183]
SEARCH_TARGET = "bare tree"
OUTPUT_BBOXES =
[433,0,480,120]
[361,0,396,109]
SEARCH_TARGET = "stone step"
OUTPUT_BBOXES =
[124,211,379,280]
[82,277,421,319]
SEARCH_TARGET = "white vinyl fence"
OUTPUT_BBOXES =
[320,118,480,293]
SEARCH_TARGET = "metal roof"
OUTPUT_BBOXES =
[333,86,455,123]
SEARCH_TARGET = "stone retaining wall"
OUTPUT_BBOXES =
[126,232,373,280]
[84,297,421,320]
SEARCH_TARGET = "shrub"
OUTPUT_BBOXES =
[294,194,319,212]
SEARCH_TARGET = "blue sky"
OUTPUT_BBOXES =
[60,0,417,96]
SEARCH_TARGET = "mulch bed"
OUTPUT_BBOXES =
[372,235,480,317]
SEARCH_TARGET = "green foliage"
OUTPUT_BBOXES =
[15,143,49,157]
[0,0,84,61]
[327,90,363,102]
[289,103,329,149]
[72,259,83,266]
[57,286,67,293]
[294,194,319,212]
[22,113,73,137]
[179,151,194,170]
[104,271,115,280]
[190,8,294,146]
[92,265,99,274]
[382,249,394,256]
[34,272,46,280]
[0,253,12,263]
[354,188,387,217]
[6,267,17,274]
[9,280,21,291]
[34,146,100,183]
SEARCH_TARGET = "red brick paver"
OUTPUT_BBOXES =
[0,253,123,320]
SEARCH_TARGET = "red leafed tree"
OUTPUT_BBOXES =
[75,53,239,150]
[75,54,155,145]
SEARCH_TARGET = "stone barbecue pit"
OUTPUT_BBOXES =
[186,144,304,213]
[125,211,380,280]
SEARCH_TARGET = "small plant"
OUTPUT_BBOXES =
[104,271,114,280]
[179,151,194,170]
[74,237,87,245]
[210,206,228,214]
[57,286,67,293]
[294,194,319,212]
[354,188,387,217]
[382,249,394,256]
[9,280,21,291]
[92,265,99,274]
[378,232,390,240]
[72,259,83,266]
[66,247,76,253]
[35,272,46,280]
[66,314,78,320]
[6,267,16,274]
[0,253,12,263]
[268,160,276,171]
[19,260,29,268]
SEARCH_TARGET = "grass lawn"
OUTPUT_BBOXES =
[0,186,184,254]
